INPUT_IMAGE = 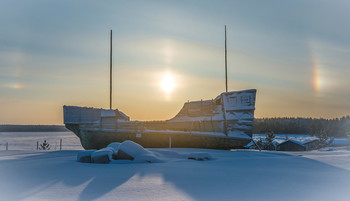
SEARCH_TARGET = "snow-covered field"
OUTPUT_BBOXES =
[0,132,83,151]
[0,132,350,201]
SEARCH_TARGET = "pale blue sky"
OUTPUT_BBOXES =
[1,0,350,124]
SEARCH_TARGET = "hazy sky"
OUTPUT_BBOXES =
[1,0,350,124]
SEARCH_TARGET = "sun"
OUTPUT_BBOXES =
[160,72,176,93]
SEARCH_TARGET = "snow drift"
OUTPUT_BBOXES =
[77,140,213,164]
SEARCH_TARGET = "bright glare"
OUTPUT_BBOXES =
[160,73,176,93]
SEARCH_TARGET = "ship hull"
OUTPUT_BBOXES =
[66,124,251,150]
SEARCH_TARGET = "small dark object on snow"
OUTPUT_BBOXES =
[39,140,50,150]
[188,157,210,161]
[187,153,212,161]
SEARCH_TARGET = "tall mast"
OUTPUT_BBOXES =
[225,25,228,92]
[110,30,112,109]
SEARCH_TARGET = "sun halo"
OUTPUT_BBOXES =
[160,73,176,93]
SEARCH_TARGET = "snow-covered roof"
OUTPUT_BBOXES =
[302,139,321,145]
[277,139,305,147]
[101,109,116,117]
[330,138,350,146]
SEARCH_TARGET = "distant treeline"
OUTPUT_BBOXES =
[0,125,68,132]
[3,117,350,137]
[253,116,350,137]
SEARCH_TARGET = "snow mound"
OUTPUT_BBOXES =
[77,141,162,164]
[107,142,121,152]
[77,141,213,164]
[115,140,148,159]
[77,150,95,163]
[91,147,115,164]
[116,141,161,163]
[134,152,161,163]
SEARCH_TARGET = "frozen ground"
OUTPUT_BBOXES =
[0,132,349,201]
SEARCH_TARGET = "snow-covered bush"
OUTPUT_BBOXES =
[39,140,50,150]
[91,147,115,164]
[253,131,276,150]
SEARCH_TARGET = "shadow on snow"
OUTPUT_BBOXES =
[0,150,350,201]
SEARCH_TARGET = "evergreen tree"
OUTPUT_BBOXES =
[263,131,275,150]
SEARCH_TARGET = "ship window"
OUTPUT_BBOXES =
[229,97,238,105]
[241,96,251,105]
